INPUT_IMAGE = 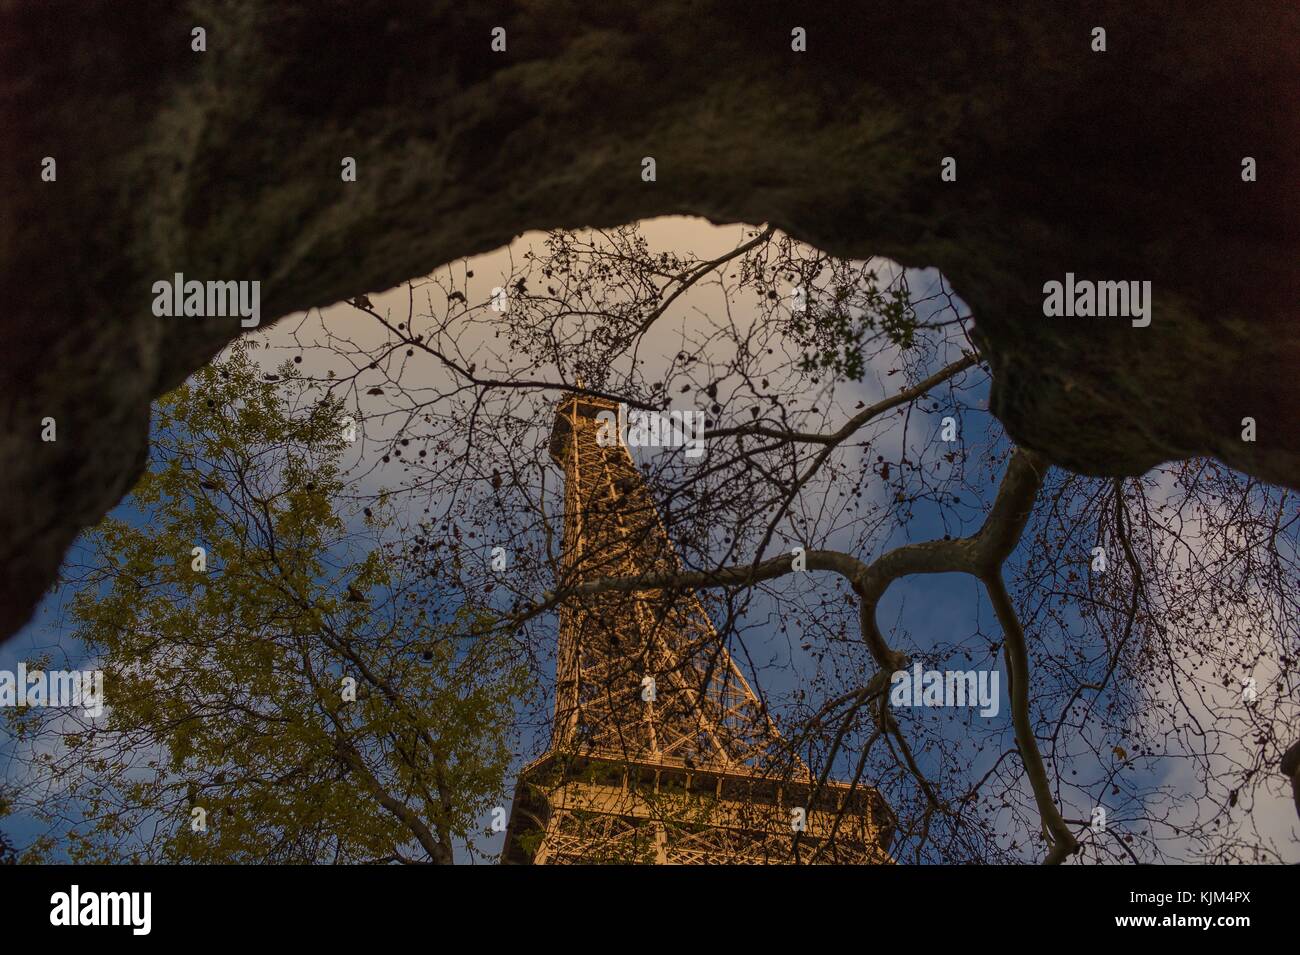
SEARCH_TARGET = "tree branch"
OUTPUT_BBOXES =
[985,571,1078,864]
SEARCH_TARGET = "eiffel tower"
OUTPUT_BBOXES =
[501,392,894,864]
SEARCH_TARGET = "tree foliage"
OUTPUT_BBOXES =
[5,344,529,863]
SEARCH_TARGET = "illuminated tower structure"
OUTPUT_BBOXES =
[501,392,894,864]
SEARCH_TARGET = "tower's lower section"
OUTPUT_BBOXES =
[502,753,894,865]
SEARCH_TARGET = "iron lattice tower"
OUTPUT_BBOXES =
[502,393,894,864]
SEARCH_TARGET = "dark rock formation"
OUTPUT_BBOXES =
[1,1,1296,642]
[1282,740,1300,820]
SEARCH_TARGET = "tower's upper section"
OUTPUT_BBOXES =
[547,391,618,468]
